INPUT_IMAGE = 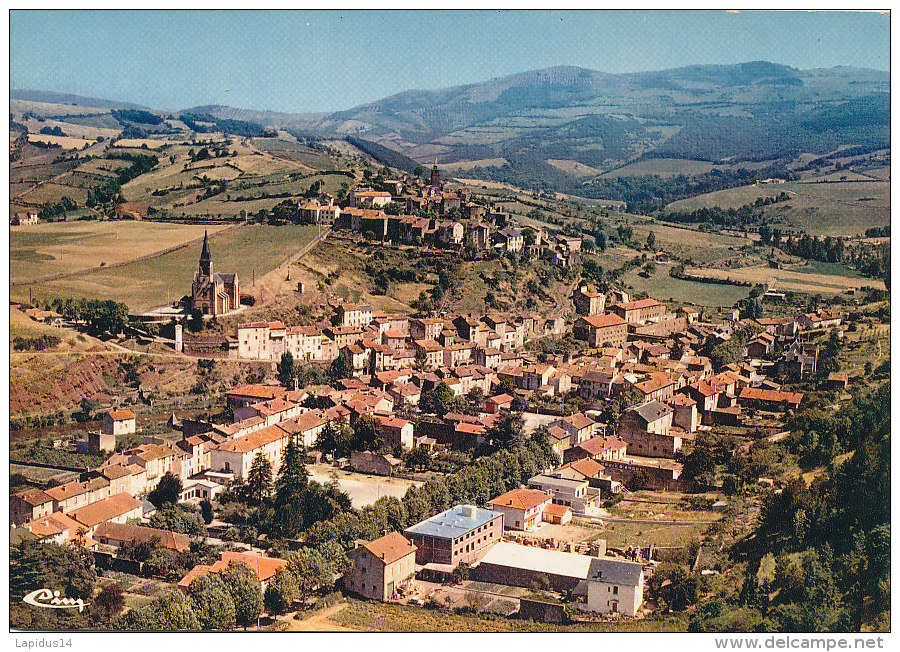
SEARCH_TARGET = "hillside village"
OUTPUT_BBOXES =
[7,32,890,633]
[12,181,872,628]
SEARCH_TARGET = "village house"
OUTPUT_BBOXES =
[613,298,666,325]
[45,480,95,514]
[495,227,524,252]
[412,339,444,370]
[378,416,414,449]
[210,423,292,478]
[226,385,286,410]
[67,493,143,537]
[617,400,683,458]
[562,435,628,465]
[24,511,96,548]
[350,451,402,476]
[410,318,444,341]
[738,387,804,412]
[350,189,393,208]
[465,222,492,249]
[337,303,374,328]
[573,287,606,316]
[556,458,621,494]
[484,393,514,414]
[574,313,628,348]
[550,413,598,446]
[178,551,288,593]
[667,393,699,432]
[488,488,553,532]
[12,210,40,225]
[102,409,136,438]
[94,521,191,553]
[527,474,603,516]
[298,199,340,225]
[345,532,418,602]
[10,488,54,526]
[585,557,646,617]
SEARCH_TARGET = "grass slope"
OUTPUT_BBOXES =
[18,224,319,311]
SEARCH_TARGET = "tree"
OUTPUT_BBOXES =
[420,382,453,416]
[483,412,526,451]
[451,563,470,584]
[264,567,298,616]
[316,420,352,458]
[199,499,214,524]
[148,472,183,508]
[148,503,205,536]
[274,436,308,506]
[277,351,296,389]
[286,549,330,599]
[646,231,656,250]
[188,573,236,630]
[329,349,353,383]
[188,308,204,333]
[681,444,716,489]
[118,589,200,631]
[94,584,125,621]
[76,397,94,422]
[10,540,96,605]
[221,561,263,629]
[247,452,273,504]
[119,535,159,562]
[351,414,383,452]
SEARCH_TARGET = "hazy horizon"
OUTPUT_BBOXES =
[10,9,890,114]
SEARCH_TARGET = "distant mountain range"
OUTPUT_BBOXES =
[188,62,889,170]
[13,61,890,180]
[10,88,148,110]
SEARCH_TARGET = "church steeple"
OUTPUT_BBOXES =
[430,159,441,189]
[199,230,211,277]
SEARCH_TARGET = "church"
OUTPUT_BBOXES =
[191,231,239,315]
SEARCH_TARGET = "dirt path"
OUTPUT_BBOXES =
[283,602,361,631]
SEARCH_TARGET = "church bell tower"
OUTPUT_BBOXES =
[199,230,211,278]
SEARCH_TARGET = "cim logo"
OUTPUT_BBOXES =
[23,589,89,612]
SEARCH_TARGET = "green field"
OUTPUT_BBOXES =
[17,224,320,312]
[601,158,722,178]
[665,180,890,237]
[623,265,750,308]
[628,220,753,264]
[10,220,230,283]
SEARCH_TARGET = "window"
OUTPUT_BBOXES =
[613,586,618,595]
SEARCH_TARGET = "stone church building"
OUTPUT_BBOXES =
[191,231,239,315]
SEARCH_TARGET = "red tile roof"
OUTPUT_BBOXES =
[67,493,142,528]
[489,488,552,511]
[582,313,626,329]
[739,387,804,406]
[358,532,417,565]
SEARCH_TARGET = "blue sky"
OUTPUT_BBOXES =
[9,9,889,113]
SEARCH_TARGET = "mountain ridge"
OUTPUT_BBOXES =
[11,61,889,180]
